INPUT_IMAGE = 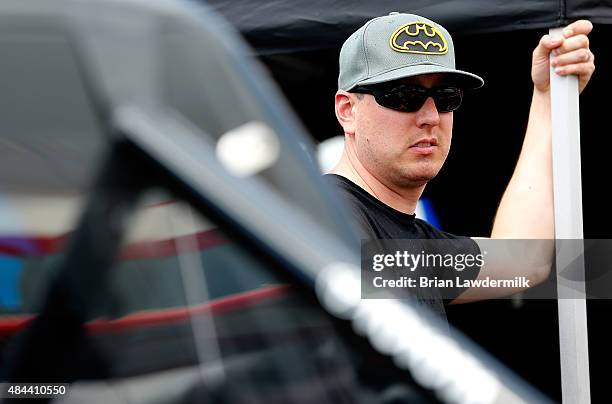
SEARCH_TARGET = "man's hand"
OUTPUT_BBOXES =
[532,20,595,93]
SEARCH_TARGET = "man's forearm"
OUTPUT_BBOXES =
[458,89,555,300]
[491,88,554,239]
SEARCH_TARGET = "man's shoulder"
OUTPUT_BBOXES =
[324,173,358,193]
[413,217,452,237]
[324,174,371,209]
[324,173,381,238]
[413,217,472,240]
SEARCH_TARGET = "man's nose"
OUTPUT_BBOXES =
[415,97,441,127]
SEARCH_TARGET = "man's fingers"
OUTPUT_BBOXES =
[537,20,593,58]
[552,34,590,55]
[563,20,593,37]
[533,34,562,62]
[538,34,563,50]
[551,48,593,67]
[532,19,594,93]
[553,61,595,77]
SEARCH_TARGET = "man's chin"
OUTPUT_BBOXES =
[396,167,440,187]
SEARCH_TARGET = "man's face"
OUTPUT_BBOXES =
[350,73,454,188]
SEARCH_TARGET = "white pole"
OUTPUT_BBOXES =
[549,27,591,404]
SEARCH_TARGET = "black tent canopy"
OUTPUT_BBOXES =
[207,0,612,54]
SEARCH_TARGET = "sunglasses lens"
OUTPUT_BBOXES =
[432,87,463,112]
[369,85,463,112]
[379,86,427,112]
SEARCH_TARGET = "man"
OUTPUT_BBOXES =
[328,13,595,311]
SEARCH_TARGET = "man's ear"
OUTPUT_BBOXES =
[335,90,357,135]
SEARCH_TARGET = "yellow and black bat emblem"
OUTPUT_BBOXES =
[389,22,448,55]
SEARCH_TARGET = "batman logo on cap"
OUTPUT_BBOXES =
[389,22,448,55]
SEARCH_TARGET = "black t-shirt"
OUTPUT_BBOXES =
[326,174,482,320]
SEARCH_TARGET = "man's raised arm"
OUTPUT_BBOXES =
[457,21,595,302]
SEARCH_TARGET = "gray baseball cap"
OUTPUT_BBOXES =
[338,12,484,91]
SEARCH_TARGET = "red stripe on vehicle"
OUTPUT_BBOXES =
[0,229,228,259]
[0,285,291,336]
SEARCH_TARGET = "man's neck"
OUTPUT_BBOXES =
[330,148,424,215]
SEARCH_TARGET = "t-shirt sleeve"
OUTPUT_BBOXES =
[414,220,482,301]
[439,236,482,301]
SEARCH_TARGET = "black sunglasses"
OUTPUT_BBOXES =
[352,83,464,113]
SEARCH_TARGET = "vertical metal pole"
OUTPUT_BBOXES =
[549,27,591,404]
